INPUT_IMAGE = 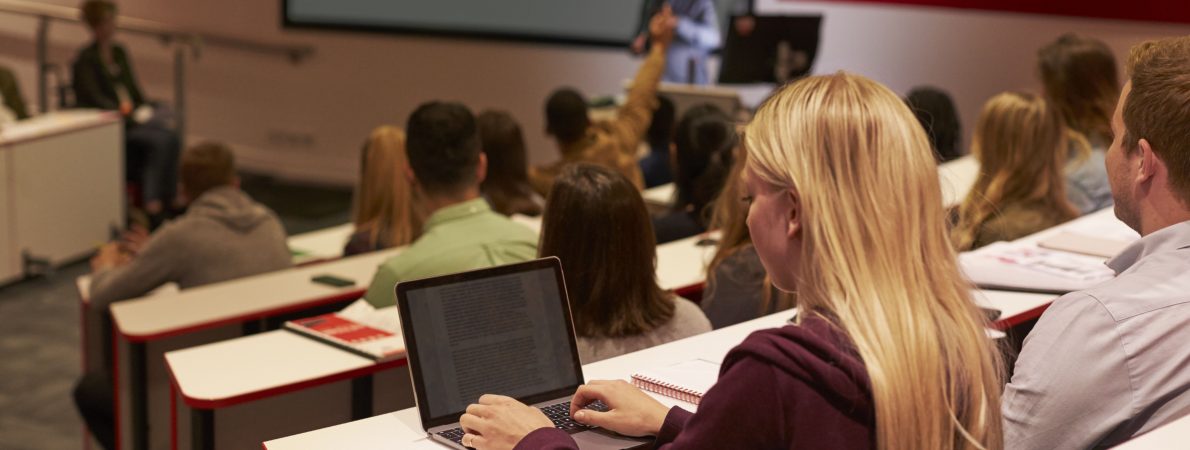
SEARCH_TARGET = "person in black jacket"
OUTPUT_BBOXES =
[74,0,179,225]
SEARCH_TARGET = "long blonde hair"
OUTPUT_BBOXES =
[951,92,1080,251]
[745,72,1003,450]
[352,126,422,249]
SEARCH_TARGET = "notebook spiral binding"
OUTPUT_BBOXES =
[630,374,704,405]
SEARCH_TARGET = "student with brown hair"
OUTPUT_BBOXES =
[477,110,544,217]
[950,92,1080,250]
[1038,33,1117,213]
[76,142,291,449]
[539,163,710,363]
[700,150,795,329]
[457,73,1004,450]
[345,126,423,255]
[652,103,736,244]
[1005,35,1190,449]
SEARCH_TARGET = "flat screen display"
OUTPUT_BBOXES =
[284,0,647,46]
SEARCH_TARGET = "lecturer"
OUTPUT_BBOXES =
[632,0,720,84]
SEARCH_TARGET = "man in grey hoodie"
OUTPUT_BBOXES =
[88,141,292,309]
[77,141,291,449]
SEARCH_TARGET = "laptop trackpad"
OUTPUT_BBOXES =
[572,428,652,449]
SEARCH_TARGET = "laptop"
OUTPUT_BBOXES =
[395,257,652,449]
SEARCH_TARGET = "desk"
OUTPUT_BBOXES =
[0,109,122,284]
[165,330,409,450]
[960,208,1136,294]
[656,231,719,298]
[263,312,792,450]
[109,247,401,450]
[642,183,675,207]
[1112,413,1190,449]
[937,155,979,208]
[287,223,353,265]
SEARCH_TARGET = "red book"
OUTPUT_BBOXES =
[285,313,406,361]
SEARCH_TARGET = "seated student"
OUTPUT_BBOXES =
[456,72,1004,450]
[1004,35,1190,449]
[362,102,538,308]
[652,103,735,244]
[1038,33,1118,214]
[76,141,291,450]
[950,92,1079,251]
[905,86,962,162]
[477,110,544,217]
[540,163,710,363]
[74,0,181,225]
[529,6,676,195]
[700,151,795,329]
[345,126,423,256]
[88,141,292,308]
[638,95,676,188]
[0,64,29,123]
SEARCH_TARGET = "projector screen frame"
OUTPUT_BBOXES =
[281,0,636,48]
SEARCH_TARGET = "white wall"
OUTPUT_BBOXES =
[0,0,1187,186]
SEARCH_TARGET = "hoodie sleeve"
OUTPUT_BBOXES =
[89,227,183,311]
[654,355,788,449]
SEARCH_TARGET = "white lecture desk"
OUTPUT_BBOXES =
[1112,412,1190,449]
[641,183,675,206]
[937,154,979,208]
[261,311,792,450]
[107,247,402,450]
[0,109,123,285]
[174,289,1045,450]
[161,231,719,449]
[287,223,354,265]
[261,288,1044,450]
[960,208,1136,295]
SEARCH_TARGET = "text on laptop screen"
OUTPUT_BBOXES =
[405,267,580,420]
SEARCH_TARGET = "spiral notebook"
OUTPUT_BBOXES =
[630,359,721,405]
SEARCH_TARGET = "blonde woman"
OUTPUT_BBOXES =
[344,126,423,255]
[951,92,1080,251]
[700,149,796,329]
[456,72,1004,450]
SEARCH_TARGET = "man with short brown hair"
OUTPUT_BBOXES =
[77,142,291,448]
[1003,35,1190,449]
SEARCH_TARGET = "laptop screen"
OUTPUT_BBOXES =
[396,258,583,428]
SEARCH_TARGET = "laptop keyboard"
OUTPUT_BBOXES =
[436,401,610,447]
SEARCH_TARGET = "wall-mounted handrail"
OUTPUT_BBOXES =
[0,0,314,143]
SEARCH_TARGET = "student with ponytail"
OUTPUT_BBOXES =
[456,72,1005,450]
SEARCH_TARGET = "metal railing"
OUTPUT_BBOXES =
[0,0,314,140]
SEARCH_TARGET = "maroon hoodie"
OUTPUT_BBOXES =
[516,314,875,449]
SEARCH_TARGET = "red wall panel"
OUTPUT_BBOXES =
[795,1,1190,25]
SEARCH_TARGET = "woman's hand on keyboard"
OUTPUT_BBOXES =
[569,380,668,437]
[459,394,552,450]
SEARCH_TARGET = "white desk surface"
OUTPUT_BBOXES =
[641,183,675,206]
[263,311,793,450]
[165,329,382,406]
[1015,208,1136,247]
[111,247,401,341]
[937,155,979,208]
[261,285,1044,450]
[655,232,719,291]
[0,109,121,146]
[288,223,354,264]
[1112,413,1190,449]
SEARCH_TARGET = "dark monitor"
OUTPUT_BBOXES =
[717,15,823,84]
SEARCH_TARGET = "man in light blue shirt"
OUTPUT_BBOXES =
[1003,36,1190,449]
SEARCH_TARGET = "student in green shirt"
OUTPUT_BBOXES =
[363,102,538,307]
